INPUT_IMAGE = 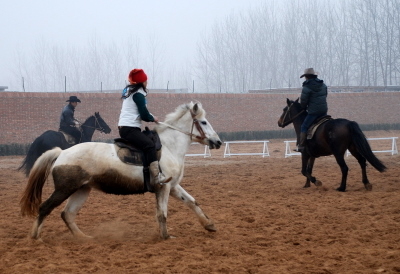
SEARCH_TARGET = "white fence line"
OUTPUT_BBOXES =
[284,140,301,158]
[223,141,270,158]
[185,143,211,158]
[346,137,398,156]
[284,137,398,158]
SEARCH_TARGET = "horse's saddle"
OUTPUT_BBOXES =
[59,130,77,145]
[307,115,333,140]
[114,127,162,166]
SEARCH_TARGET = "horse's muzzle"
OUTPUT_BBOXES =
[209,139,222,150]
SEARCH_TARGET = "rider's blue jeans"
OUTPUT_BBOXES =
[301,113,326,133]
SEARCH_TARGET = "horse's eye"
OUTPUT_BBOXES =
[201,121,207,125]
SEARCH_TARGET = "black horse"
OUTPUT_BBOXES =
[18,112,111,176]
[278,98,386,192]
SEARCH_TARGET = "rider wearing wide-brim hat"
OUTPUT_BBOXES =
[59,95,82,144]
[295,68,328,152]
[118,68,172,192]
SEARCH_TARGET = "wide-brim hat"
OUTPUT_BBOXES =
[66,96,81,102]
[300,68,318,78]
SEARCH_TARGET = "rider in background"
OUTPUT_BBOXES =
[59,95,82,144]
[118,68,172,192]
[295,68,328,152]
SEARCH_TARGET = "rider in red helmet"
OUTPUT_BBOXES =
[118,69,172,192]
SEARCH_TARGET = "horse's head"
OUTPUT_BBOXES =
[94,112,112,134]
[187,102,222,149]
[278,98,304,128]
[161,102,222,149]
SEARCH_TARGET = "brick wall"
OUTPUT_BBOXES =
[1,91,399,145]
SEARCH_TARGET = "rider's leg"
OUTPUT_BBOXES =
[119,127,171,192]
[295,114,318,152]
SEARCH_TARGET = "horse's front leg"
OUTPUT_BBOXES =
[170,185,216,232]
[155,184,171,240]
[301,156,321,188]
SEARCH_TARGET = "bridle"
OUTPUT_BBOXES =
[157,110,207,140]
[280,102,305,128]
[79,115,107,133]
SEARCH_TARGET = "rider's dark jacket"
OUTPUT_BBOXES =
[300,78,328,115]
[59,104,77,128]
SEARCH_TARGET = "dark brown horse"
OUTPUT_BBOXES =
[18,112,111,176]
[278,98,386,192]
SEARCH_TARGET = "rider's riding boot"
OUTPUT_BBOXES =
[149,161,172,192]
[294,132,307,152]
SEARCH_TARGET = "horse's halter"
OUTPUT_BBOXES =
[280,102,305,128]
[80,115,106,133]
[157,110,207,140]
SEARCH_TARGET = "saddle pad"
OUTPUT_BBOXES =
[307,116,333,139]
[115,145,144,166]
[114,141,162,165]
[59,131,76,145]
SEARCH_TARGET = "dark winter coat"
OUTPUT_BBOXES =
[59,104,76,128]
[300,78,328,115]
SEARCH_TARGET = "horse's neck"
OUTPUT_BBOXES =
[293,114,305,137]
[81,120,96,142]
[158,124,192,160]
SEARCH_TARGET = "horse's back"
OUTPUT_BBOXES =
[55,142,122,167]
[53,142,144,183]
[311,118,354,155]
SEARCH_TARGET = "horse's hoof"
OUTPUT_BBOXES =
[205,224,217,232]
[74,233,93,239]
[336,187,346,192]
[314,180,322,186]
[364,183,372,191]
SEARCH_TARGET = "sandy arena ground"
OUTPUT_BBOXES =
[0,131,399,273]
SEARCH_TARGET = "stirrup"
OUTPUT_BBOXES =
[157,174,172,185]
[294,147,304,152]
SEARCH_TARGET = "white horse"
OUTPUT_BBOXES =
[20,102,222,240]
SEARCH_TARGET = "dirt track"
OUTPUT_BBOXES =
[1,133,399,273]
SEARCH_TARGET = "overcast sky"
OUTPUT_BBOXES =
[0,0,266,90]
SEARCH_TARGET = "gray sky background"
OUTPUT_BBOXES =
[1,0,265,90]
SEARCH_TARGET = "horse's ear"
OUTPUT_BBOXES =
[295,98,299,103]
[286,98,291,105]
[95,112,99,116]
[193,103,199,114]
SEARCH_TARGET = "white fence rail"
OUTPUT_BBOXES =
[224,141,270,158]
[284,140,301,158]
[346,137,398,156]
[284,137,398,158]
[185,143,211,158]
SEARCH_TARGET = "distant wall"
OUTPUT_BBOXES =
[1,91,400,145]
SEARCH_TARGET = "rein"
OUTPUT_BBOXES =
[79,116,105,133]
[157,110,206,140]
[281,104,305,127]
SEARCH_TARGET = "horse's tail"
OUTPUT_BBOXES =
[18,140,40,177]
[20,147,62,217]
[18,133,50,177]
[349,121,386,172]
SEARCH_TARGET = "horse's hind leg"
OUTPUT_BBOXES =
[348,147,371,191]
[333,153,349,192]
[31,189,76,239]
[61,184,92,238]
[170,185,216,233]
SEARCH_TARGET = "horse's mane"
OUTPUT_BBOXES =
[83,115,94,125]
